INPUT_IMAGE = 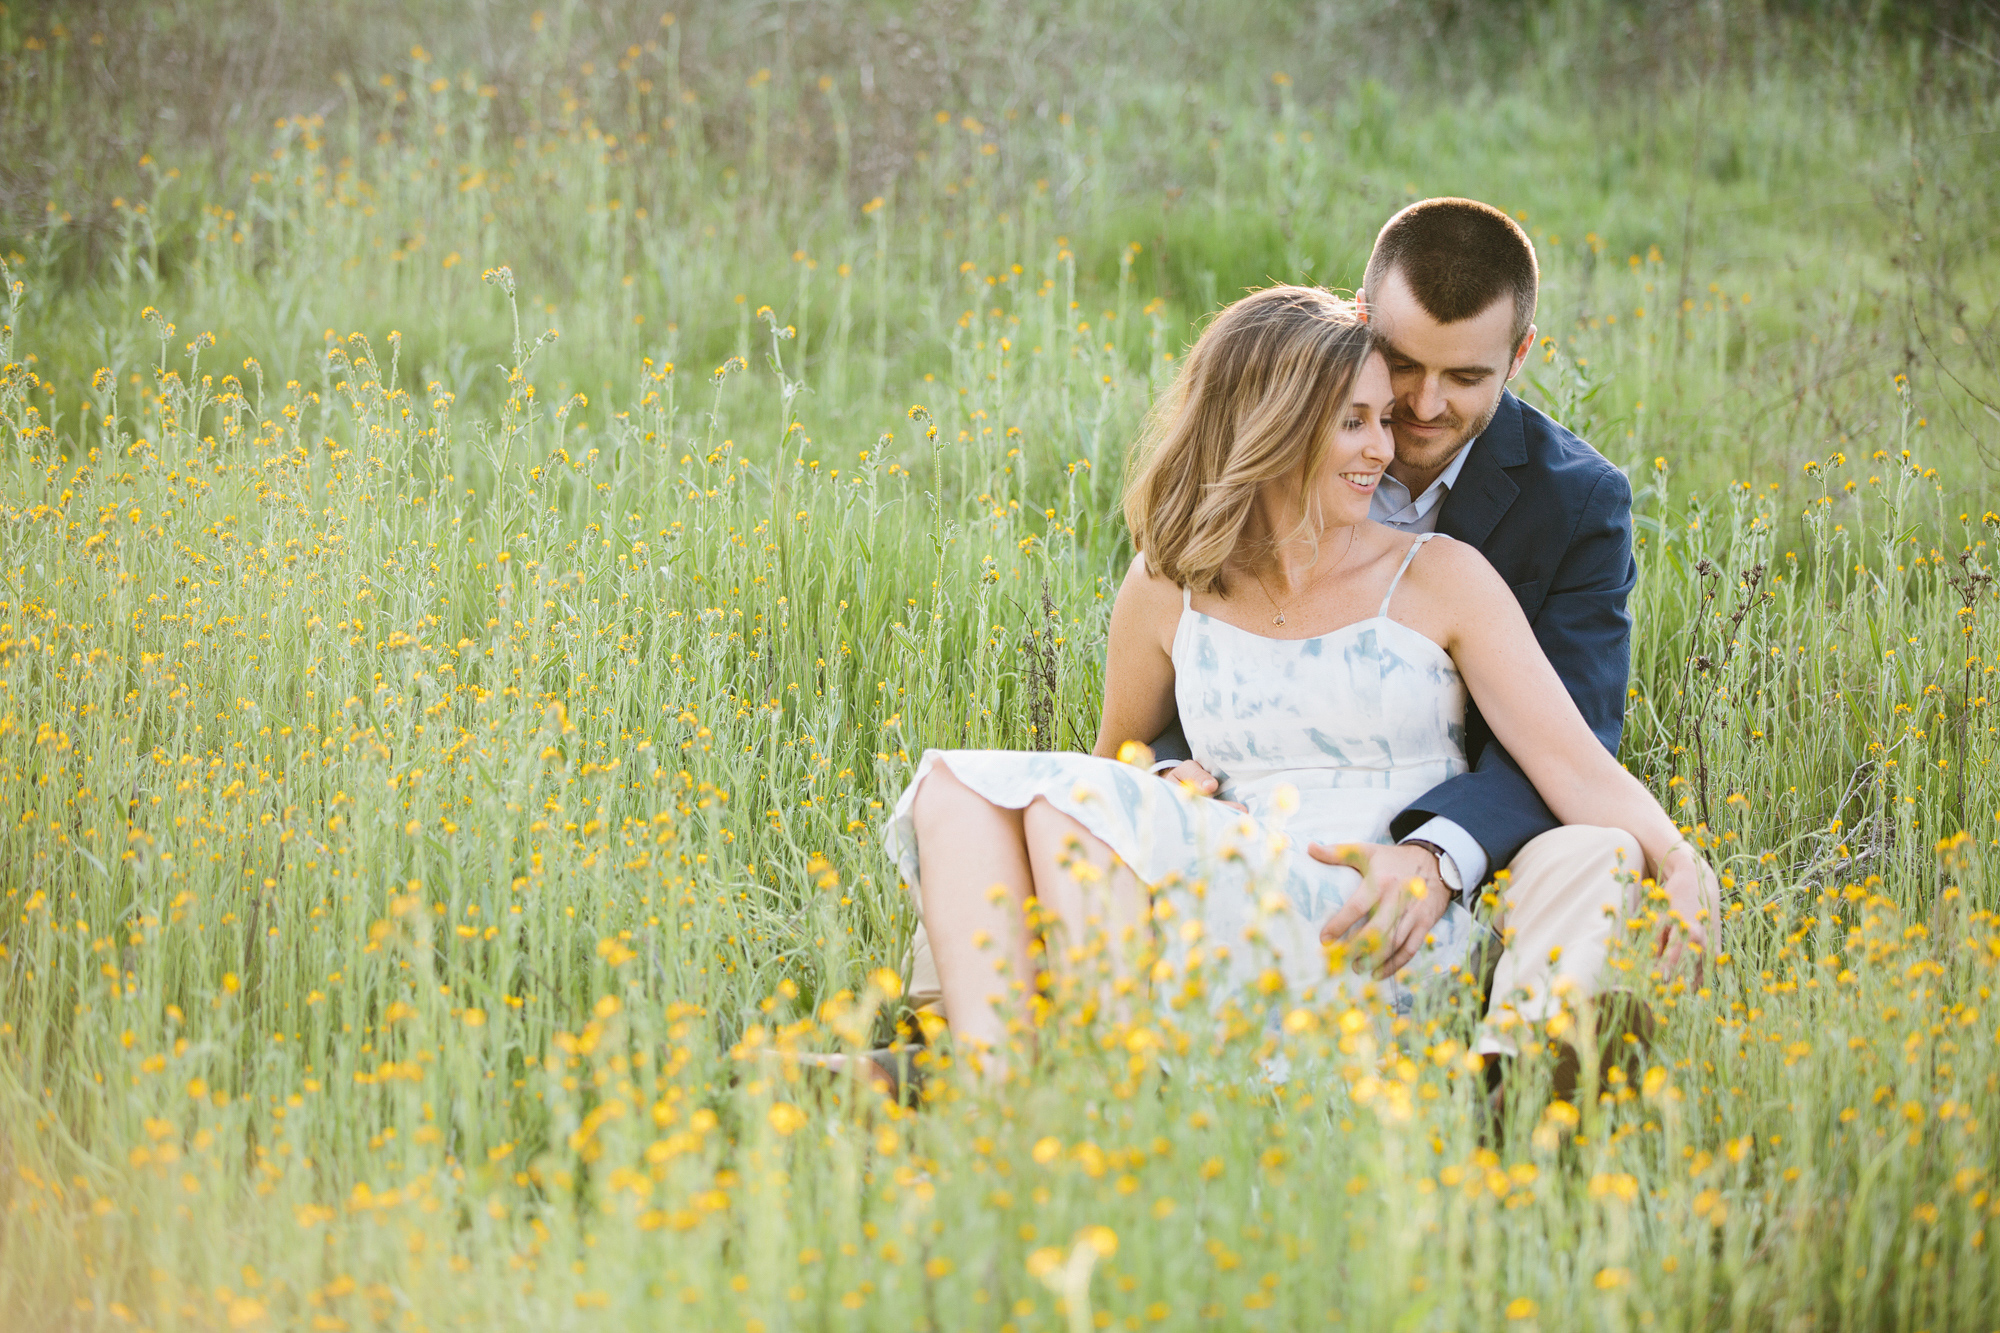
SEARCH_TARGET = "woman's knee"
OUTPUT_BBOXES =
[1023,797,1097,863]
[911,760,977,831]
[1021,794,1065,839]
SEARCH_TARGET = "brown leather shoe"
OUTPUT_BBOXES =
[1550,990,1656,1107]
[1480,990,1657,1144]
[1478,1055,1508,1148]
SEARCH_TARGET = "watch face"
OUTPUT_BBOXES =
[1413,841,1460,891]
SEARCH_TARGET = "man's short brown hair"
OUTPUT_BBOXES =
[1364,198,1539,350]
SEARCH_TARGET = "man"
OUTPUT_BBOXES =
[900,198,1706,1059]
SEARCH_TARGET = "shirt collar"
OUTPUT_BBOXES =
[1380,434,1479,515]
[1421,437,1477,501]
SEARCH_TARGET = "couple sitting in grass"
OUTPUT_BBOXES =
[851,198,1719,1101]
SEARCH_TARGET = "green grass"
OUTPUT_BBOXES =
[2,3,1999,1329]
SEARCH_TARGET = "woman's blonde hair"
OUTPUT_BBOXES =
[1123,286,1374,594]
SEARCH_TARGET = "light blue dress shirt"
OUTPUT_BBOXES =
[1370,440,1490,891]
[1370,439,1475,533]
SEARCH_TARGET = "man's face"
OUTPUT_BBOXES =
[1362,266,1533,485]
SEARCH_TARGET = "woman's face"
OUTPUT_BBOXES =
[1311,351,1396,526]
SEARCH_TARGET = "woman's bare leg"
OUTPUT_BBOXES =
[1023,798,1155,1025]
[910,763,1037,1075]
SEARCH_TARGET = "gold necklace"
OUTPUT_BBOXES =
[1249,526,1357,627]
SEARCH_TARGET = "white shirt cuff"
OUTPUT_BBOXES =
[1150,759,1182,775]
[1403,816,1488,893]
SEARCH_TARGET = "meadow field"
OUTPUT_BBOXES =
[3,1,2000,1328]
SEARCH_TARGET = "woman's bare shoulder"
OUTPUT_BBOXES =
[1412,531,1487,568]
[1121,551,1185,606]
[1402,534,1511,611]
[1116,551,1186,631]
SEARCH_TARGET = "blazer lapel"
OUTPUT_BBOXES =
[1437,390,1526,551]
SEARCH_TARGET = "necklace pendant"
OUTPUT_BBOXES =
[1272,611,1286,626]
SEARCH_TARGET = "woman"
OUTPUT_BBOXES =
[882,286,1715,1081]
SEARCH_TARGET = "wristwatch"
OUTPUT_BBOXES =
[1403,838,1462,900]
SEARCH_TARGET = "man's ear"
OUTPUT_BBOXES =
[1506,322,1537,380]
[1355,287,1368,323]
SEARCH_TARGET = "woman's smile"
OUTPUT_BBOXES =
[1313,352,1396,517]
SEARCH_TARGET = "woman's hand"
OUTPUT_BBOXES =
[1164,759,1246,812]
[1653,842,1722,977]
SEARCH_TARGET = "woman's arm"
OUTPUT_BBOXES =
[1419,540,1719,960]
[1091,555,1182,760]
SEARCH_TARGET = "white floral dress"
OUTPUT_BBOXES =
[884,534,1485,1012]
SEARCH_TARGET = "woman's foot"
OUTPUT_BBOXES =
[772,1046,931,1105]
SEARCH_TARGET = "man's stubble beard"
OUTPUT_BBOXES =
[1392,391,1504,479]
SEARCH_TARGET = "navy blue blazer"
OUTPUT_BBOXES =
[1151,389,1635,882]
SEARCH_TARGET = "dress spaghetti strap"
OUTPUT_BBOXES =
[1377,532,1439,619]
[1183,584,1193,610]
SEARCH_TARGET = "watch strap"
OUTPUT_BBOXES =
[1402,838,1462,899]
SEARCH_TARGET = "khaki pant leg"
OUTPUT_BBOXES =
[1476,825,1643,1055]
[902,920,945,1013]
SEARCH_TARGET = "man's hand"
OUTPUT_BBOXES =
[1308,841,1451,979]
[1654,844,1722,977]
[1164,760,1246,813]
